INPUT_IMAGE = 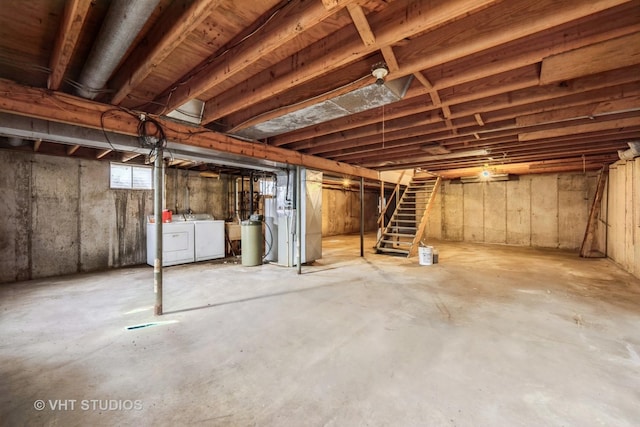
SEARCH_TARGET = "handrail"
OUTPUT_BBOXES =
[376,170,405,227]
[408,176,442,257]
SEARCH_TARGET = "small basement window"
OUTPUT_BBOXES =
[110,163,153,190]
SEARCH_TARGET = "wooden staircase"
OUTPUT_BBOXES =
[376,175,441,257]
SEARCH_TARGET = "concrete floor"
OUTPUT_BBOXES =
[1,234,639,426]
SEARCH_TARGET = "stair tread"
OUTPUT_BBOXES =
[382,233,415,238]
[376,247,410,255]
[380,240,412,246]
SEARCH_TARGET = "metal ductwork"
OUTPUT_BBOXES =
[76,0,161,99]
[618,142,640,160]
[7,136,25,146]
[230,75,414,141]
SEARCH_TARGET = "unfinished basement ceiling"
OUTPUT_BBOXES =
[0,0,638,176]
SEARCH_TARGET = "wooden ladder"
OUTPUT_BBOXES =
[376,175,441,257]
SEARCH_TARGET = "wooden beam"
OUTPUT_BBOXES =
[321,0,354,10]
[413,72,442,106]
[0,79,379,180]
[66,145,80,155]
[433,19,640,91]
[96,149,112,159]
[121,152,141,163]
[392,0,631,84]
[442,105,452,119]
[347,4,375,46]
[474,113,485,126]
[48,0,92,90]
[540,32,640,85]
[516,97,640,127]
[380,46,400,73]
[201,0,502,123]
[33,139,42,152]
[153,0,357,114]
[110,0,223,105]
[291,74,638,156]
[270,17,638,147]
[413,72,434,90]
[519,116,640,141]
[430,157,616,179]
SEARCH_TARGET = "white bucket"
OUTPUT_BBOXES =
[418,245,433,266]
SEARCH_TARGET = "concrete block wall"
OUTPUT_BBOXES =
[602,159,639,279]
[0,150,153,283]
[322,187,378,237]
[425,172,599,250]
[164,168,230,220]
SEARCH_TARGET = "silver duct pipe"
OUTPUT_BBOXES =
[618,142,640,160]
[7,136,24,146]
[76,0,161,99]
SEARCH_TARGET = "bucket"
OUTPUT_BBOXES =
[418,245,433,266]
[162,209,172,223]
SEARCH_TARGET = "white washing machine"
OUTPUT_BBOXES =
[147,222,195,266]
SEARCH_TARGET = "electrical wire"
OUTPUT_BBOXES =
[0,54,113,95]
[137,0,293,114]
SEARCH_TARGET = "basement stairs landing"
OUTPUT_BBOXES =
[376,175,441,258]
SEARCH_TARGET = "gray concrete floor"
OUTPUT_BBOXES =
[1,234,639,426]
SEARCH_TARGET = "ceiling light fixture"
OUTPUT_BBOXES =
[371,62,389,85]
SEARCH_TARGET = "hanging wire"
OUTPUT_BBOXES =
[382,104,385,149]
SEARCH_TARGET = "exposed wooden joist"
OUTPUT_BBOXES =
[110,0,223,105]
[290,66,538,153]
[66,145,80,155]
[205,0,627,126]
[328,113,639,163]
[320,0,355,10]
[152,0,357,115]
[412,10,640,110]
[96,149,112,159]
[201,0,502,124]
[540,32,640,85]
[413,72,434,90]
[121,152,141,163]
[302,81,639,158]
[380,46,400,73]
[428,156,617,178]
[0,79,379,180]
[347,4,375,46]
[350,133,634,166]
[515,96,640,127]
[442,105,452,119]
[392,0,631,85]
[273,28,640,150]
[474,113,485,126]
[519,116,640,141]
[47,0,92,90]
[33,139,42,152]
[411,75,439,112]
